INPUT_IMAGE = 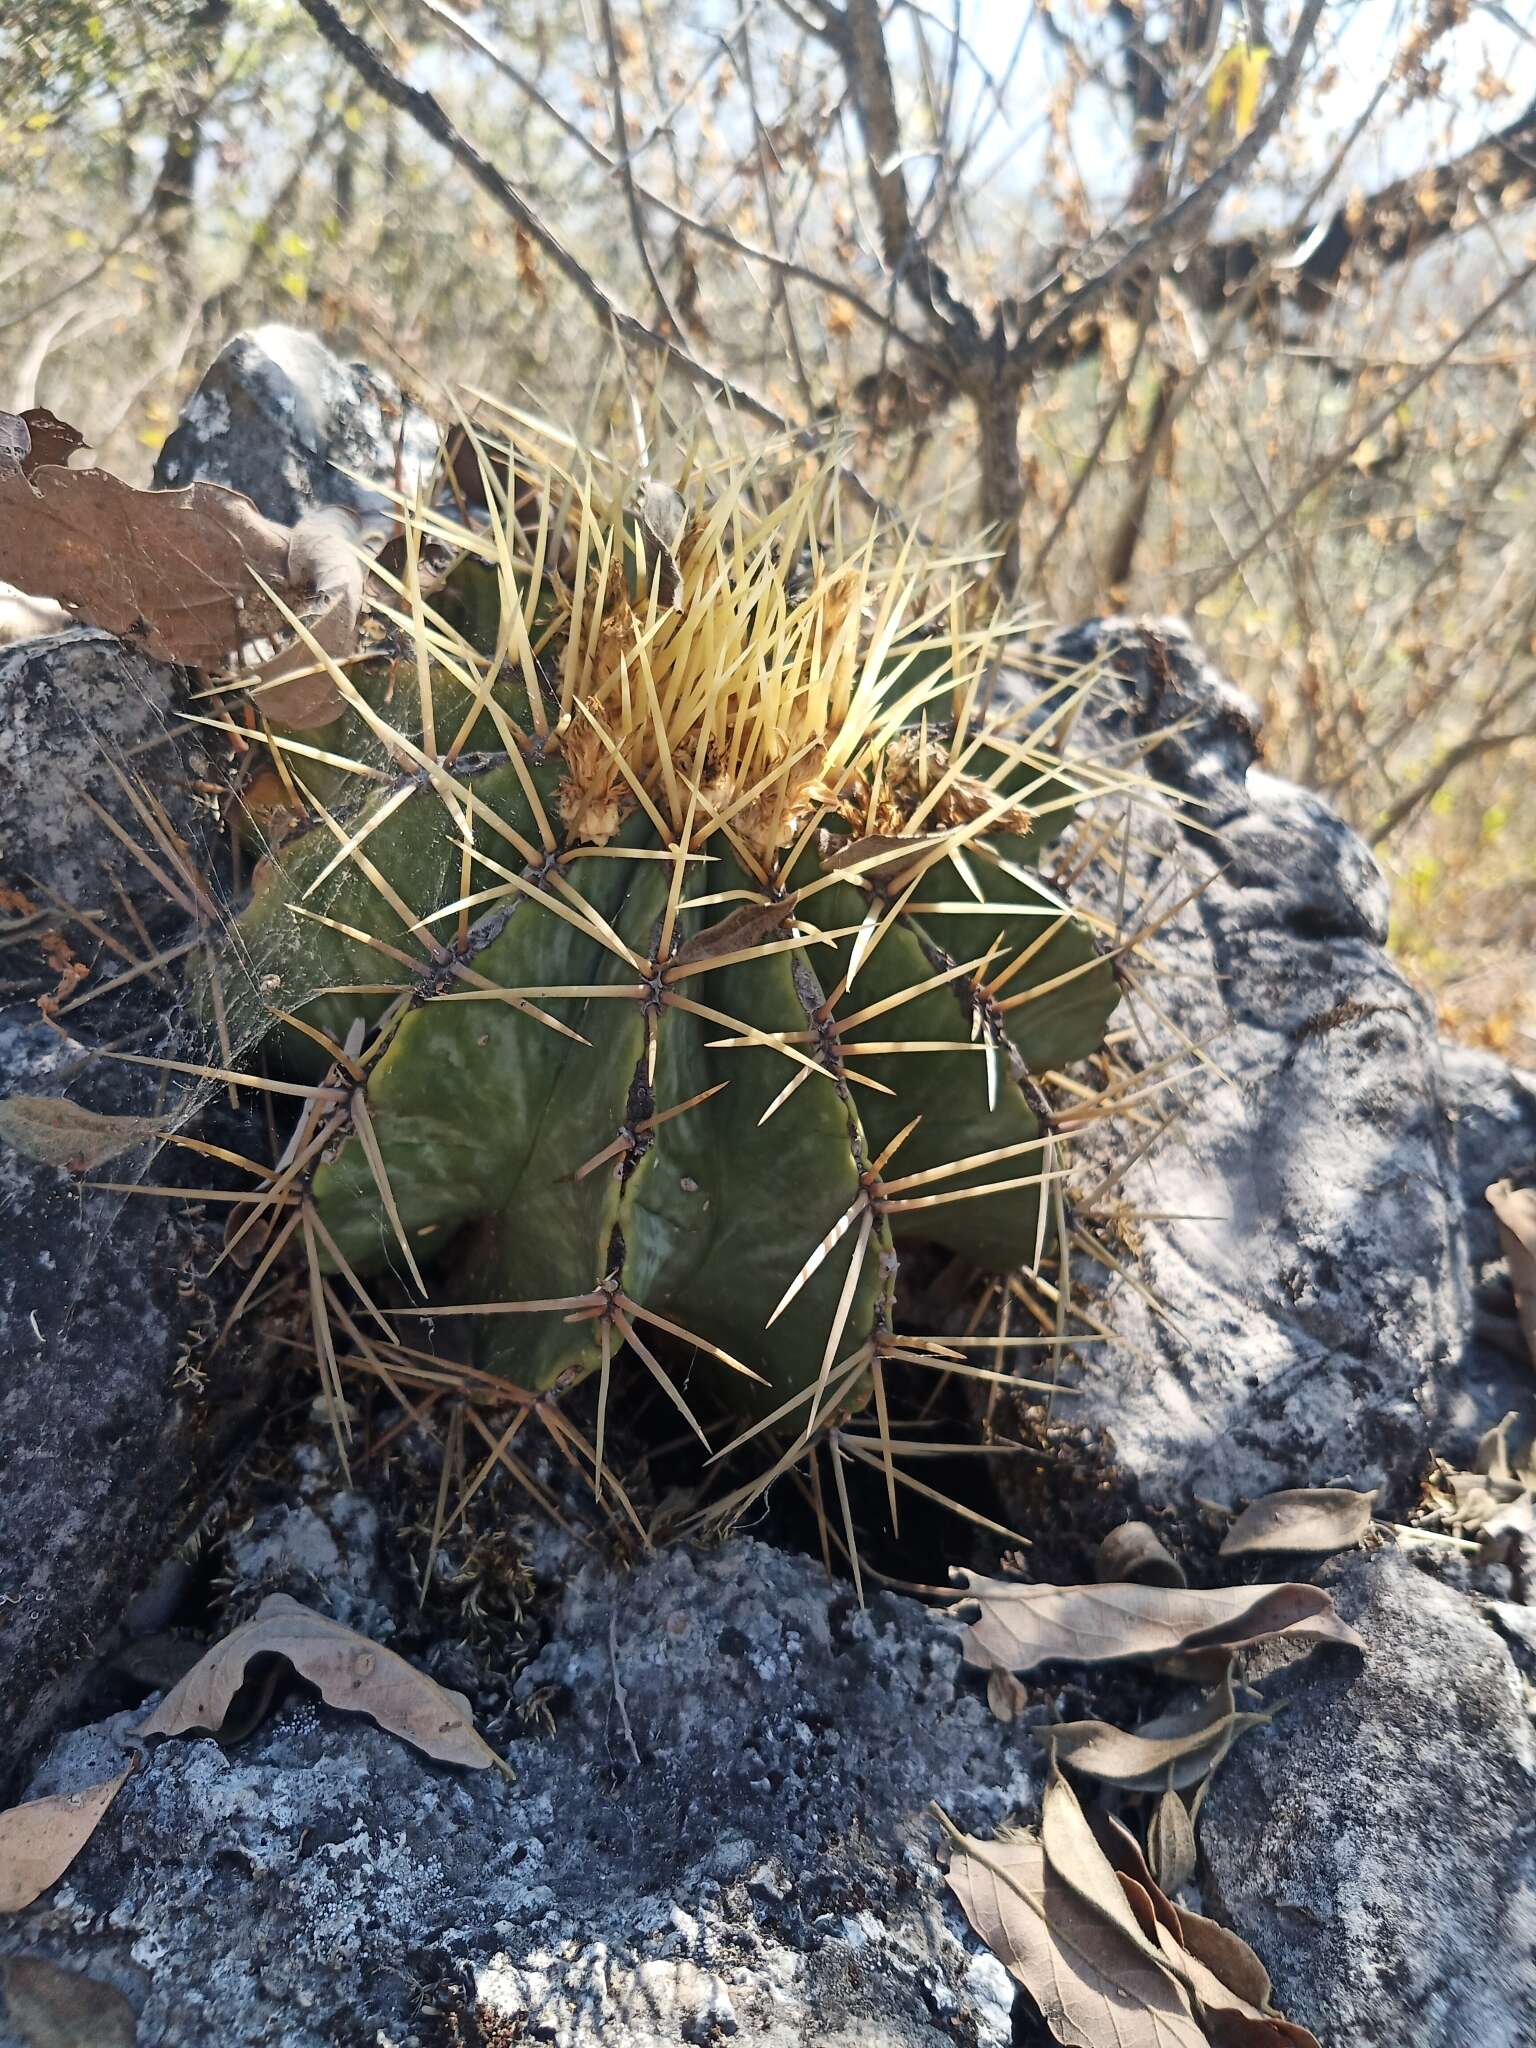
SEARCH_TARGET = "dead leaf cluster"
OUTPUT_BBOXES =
[940,1769,1322,2047]
[0,407,369,728]
[1419,1411,1536,1545]
[0,1597,505,1916]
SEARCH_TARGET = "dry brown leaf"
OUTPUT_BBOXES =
[0,1096,164,1173]
[1218,1487,1377,1558]
[137,1593,509,1774]
[1097,1521,1187,1587]
[0,407,86,481]
[821,830,952,879]
[1102,1817,1321,2046]
[986,1666,1031,1723]
[1037,1670,1270,1791]
[954,1574,1364,1676]
[0,1771,129,1912]
[940,1783,1207,2047]
[1148,1789,1197,1896]
[670,894,797,968]
[0,463,296,668]
[0,1954,137,2048]
[1487,1179,1536,1367]
[631,480,687,608]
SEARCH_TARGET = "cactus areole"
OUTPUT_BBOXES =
[224,427,1122,1447]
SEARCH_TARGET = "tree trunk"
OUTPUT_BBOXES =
[975,380,1025,593]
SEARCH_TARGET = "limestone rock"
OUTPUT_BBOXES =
[1202,1547,1536,2045]
[1036,619,1496,1507]
[0,630,272,1773]
[153,322,438,529]
[0,1535,1037,2048]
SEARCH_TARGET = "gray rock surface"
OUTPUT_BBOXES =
[1038,618,1509,1508]
[0,627,187,917]
[0,1496,1035,2048]
[1440,1042,1536,1435]
[0,629,276,1772]
[1202,1546,1536,2046]
[0,327,443,1775]
[153,322,439,528]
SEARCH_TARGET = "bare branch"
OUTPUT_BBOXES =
[597,0,685,336]
[294,0,789,432]
[409,0,943,367]
[1017,0,1328,369]
[1185,253,1536,606]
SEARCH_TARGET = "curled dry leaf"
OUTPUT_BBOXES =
[137,1593,510,1776]
[1103,1817,1322,2046]
[1096,1520,1187,1588]
[0,1771,129,1913]
[246,508,368,729]
[940,1773,1321,2048]
[1036,1668,1271,1792]
[0,1096,164,1173]
[1218,1486,1378,1558]
[986,1666,1031,1723]
[1148,1788,1197,1897]
[0,406,86,481]
[630,480,687,607]
[669,893,797,969]
[0,461,366,725]
[0,1954,137,2048]
[1487,1179,1536,1368]
[954,1574,1364,1676]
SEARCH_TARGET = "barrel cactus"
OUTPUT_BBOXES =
[220,422,1123,1488]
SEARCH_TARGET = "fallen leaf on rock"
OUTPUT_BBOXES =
[137,1593,511,1775]
[1487,1179,1536,1367]
[0,462,294,667]
[1108,1813,1322,2045]
[0,1772,129,1912]
[953,1574,1364,1676]
[1148,1788,1197,1896]
[0,1096,164,1172]
[986,1666,1031,1723]
[0,1954,137,2048]
[1096,1521,1187,1587]
[1036,1668,1271,1792]
[1218,1487,1377,1558]
[0,462,366,719]
[938,1774,1208,2048]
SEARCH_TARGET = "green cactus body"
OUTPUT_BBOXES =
[223,447,1121,1437]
